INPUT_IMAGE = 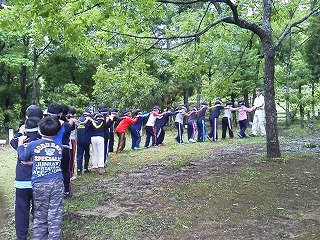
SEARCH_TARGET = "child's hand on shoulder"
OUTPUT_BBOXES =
[18,135,28,146]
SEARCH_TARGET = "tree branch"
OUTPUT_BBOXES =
[36,39,53,57]
[156,0,207,4]
[101,16,228,41]
[275,6,320,50]
[74,2,104,16]
[130,40,160,63]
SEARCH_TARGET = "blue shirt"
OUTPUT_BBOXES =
[17,138,63,185]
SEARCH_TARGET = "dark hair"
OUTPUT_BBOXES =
[48,104,63,116]
[69,106,76,116]
[25,117,40,132]
[26,105,43,119]
[39,116,61,136]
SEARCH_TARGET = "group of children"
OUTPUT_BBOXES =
[11,99,259,240]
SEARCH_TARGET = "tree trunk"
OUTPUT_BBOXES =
[261,36,281,158]
[183,88,189,106]
[20,37,30,120]
[196,74,202,107]
[32,48,38,104]
[311,80,315,117]
[20,65,28,119]
[298,84,304,128]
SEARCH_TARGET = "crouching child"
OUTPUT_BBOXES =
[17,116,64,240]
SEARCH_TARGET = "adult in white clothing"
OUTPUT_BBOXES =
[252,88,266,136]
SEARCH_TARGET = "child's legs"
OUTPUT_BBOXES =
[213,118,219,141]
[118,133,126,151]
[116,132,122,153]
[221,117,228,139]
[192,121,197,140]
[130,131,136,149]
[76,144,85,172]
[239,120,247,137]
[83,144,90,170]
[33,183,50,240]
[137,130,142,148]
[91,137,99,168]
[208,117,214,138]
[151,126,157,146]
[61,148,71,193]
[104,138,109,166]
[175,122,183,143]
[108,132,114,152]
[95,136,105,167]
[187,122,193,140]
[47,179,64,240]
[227,117,234,138]
[145,127,152,147]
[15,188,33,240]
[70,139,76,177]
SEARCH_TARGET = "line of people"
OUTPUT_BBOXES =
[10,87,265,240]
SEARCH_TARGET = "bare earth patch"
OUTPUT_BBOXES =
[65,141,320,239]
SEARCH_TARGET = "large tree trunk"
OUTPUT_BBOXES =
[20,65,28,119]
[261,36,281,158]
[32,48,38,103]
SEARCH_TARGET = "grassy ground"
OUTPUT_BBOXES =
[1,123,320,239]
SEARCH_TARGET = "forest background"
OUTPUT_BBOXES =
[0,0,319,158]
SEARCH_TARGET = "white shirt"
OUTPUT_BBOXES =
[253,95,265,110]
[175,110,185,124]
[146,112,159,127]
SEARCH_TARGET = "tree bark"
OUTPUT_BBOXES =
[32,47,38,103]
[261,36,281,158]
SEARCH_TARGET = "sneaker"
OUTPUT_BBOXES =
[98,168,105,175]
[64,192,71,198]
[133,147,141,150]
[237,133,243,139]
[83,169,90,173]
[207,136,213,141]
[77,170,82,176]
[70,176,77,181]
[188,139,196,143]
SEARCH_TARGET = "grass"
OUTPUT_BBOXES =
[1,122,320,239]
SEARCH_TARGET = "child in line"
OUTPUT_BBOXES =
[10,104,43,240]
[68,107,77,180]
[90,113,106,174]
[115,109,138,153]
[237,100,255,138]
[48,104,76,197]
[144,106,164,148]
[108,108,119,153]
[196,102,208,142]
[174,106,187,144]
[208,100,224,141]
[130,109,149,150]
[18,116,64,240]
[187,106,198,143]
[98,106,110,167]
[156,108,175,146]
[221,101,238,140]
[75,109,92,174]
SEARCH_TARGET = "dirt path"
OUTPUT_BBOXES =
[68,141,320,239]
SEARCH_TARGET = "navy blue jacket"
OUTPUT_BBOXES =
[76,116,92,145]
[197,106,208,121]
[130,113,150,131]
[15,132,41,181]
[209,105,224,119]
[155,112,176,128]
[90,119,105,137]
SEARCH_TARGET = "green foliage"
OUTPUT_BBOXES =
[49,83,91,110]
[93,61,157,109]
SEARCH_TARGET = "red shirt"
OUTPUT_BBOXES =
[115,116,138,133]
